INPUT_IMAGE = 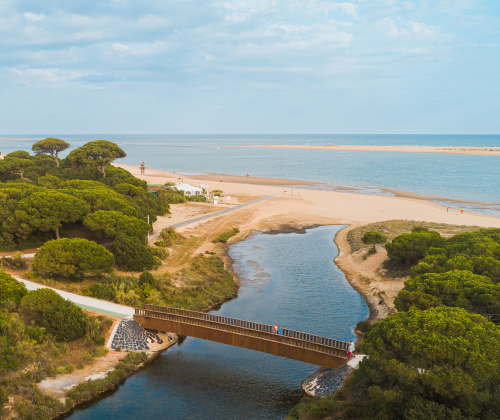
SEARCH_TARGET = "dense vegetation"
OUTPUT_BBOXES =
[287,226,500,420]
[0,273,114,417]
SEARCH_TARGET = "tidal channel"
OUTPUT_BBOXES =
[63,225,369,420]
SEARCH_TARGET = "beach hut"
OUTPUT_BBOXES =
[173,183,203,196]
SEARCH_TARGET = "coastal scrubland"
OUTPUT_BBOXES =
[0,138,239,418]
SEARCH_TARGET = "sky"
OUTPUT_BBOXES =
[0,0,499,134]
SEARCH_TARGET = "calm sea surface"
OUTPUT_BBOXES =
[2,134,500,213]
[61,226,368,420]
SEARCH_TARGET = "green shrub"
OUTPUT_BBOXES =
[160,227,184,246]
[148,246,169,260]
[20,288,64,317]
[138,271,156,288]
[310,400,332,418]
[0,252,28,270]
[56,365,74,375]
[0,271,28,304]
[361,230,387,251]
[84,283,116,301]
[212,227,240,244]
[43,300,88,341]
[0,386,7,408]
[385,230,445,264]
[356,319,373,333]
[94,337,106,346]
[114,234,155,271]
[85,316,101,342]
[154,240,167,248]
[33,238,115,281]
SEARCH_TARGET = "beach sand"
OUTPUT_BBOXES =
[116,163,500,320]
[220,144,500,156]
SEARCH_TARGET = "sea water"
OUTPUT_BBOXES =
[2,134,499,211]
[61,226,368,420]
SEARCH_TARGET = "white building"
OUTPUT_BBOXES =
[173,183,203,196]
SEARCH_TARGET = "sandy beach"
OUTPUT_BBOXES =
[220,144,500,156]
[116,163,500,320]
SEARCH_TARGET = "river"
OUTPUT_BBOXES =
[62,225,369,420]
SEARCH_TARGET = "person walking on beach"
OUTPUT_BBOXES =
[461,207,464,214]
[447,207,449,212]
[348,340,355,359]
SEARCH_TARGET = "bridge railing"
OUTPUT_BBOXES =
[137,305,348,359]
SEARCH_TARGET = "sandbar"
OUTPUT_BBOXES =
[219,144,500,156]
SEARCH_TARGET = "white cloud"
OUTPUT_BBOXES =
[24,12,44,21]
[410,22,436,37]
[112,42,129,51]
[328,2,358,16]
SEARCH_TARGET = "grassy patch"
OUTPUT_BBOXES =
[212,227,240,244]
[348,220,482,253]
[66,352,147,406]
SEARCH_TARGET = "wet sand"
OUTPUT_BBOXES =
[220,144,500,156]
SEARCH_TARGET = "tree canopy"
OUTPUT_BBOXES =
[33,238,115,281]
[395,270,500,322]
[351,307,500,419]
[361,230,387,250]
[0,157,35,181]
[114,234,155,271]
[0,271,28,304]
[67,140,126,178]
[6,191,86,239]
[31,138,70,168]
[83,210,151,239]
[59,188,138,217]
[385,230,445,264]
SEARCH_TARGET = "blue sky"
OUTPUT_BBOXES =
[1,0,499,134]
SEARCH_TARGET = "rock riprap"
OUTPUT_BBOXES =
[111,319,165,351]
[302,365,353,397]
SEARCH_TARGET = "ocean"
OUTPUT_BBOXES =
[2,134,499,214]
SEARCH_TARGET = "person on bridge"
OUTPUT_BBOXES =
[273,324,278,333]
[348,341,355,359]
[278,326,283,335]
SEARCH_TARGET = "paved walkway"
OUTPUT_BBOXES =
[15,277,134,318]
[149,194,280,240]
[11,195,281,317]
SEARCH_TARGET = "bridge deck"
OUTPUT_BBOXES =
[134,305,348,369]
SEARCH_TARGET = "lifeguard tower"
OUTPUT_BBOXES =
[140,162,145,174]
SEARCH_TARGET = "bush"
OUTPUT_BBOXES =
[154,240,167,248]
[0,252,28,270]
[138,271,156,288]
[212,228,240,244]
[43,300,88,341]
[84,283,116,301]
[114,234,154,271]
[148,246,169,260]
[85,316,101,342]
[0,386,7,408]
[0,271,28,304]
[160,227,184,246]
[361,230,387,251]
[33,238,115,281]
[356,319,373,333]
[385,230,445,264]
[20,288,64,317]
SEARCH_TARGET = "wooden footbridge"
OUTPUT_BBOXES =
[134,305,349,368]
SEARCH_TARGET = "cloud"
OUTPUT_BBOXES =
[24,12,44,21]
[112,42,129,51]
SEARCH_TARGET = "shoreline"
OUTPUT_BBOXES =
[218,144,500,156]
[117,164,499,209]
